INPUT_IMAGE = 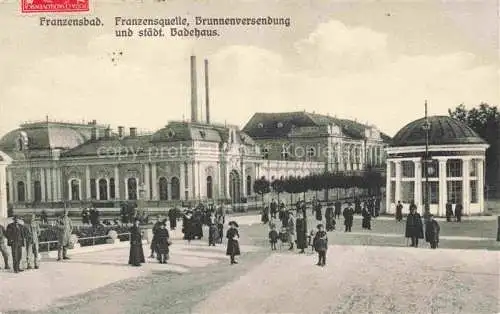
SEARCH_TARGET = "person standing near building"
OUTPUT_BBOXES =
[268,223,278,251]
[168,207,178,230]
[287,212,296,250]
[334,200,342,220]
[24,214,41,269]
[425,214,440,249]
[57,211,73,261]
[226,221,240,265]
[270,199,278,219]
[361,204,372,230]
[455,203,463,222]
[405,206,423,247]
[445,201,453,222]
[155,220,171,264]
[343,203,354,232]
[313,224,328,266]
[0,223,10,270]
[325,203,334,231]
[395,201,403,222]
[150,216,162,258]
[6,216,25,273]
[295,212,307,253]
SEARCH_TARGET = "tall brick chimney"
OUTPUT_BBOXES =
[204,59,210,124]
[190,55,198,123]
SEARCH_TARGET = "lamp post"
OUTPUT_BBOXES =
[422,100,431,219]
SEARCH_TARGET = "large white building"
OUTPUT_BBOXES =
[386,116,489,216]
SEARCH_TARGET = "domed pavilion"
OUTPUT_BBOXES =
[385,116,489,216]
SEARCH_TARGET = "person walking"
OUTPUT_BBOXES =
[128,218,145,267]
[150,216,162,258]
[313,224,328,266]
[455,202,463,222]
[395,201,403,222]
[445,201,453,222]
[425,214,440,249]
[155,220,171,264]
[334,200,342,220]
[405,206,423,247]
[287,212,296,250]
[24,214,41,270]
[0,223,10,270]
[270,199,278,219]
[226,221,240,265]
[57,211,73,261]
[168,207,178,230]
[268,224,278,251]
[361,204,372,230]
[6,216,25,273]
[208,214,218,246]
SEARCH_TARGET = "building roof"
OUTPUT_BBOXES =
[391,115,487,147]
[62,135,153,157]
[242,111,391,141]
[0,122,106,151]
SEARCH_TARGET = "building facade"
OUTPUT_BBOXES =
[386,116,489,216]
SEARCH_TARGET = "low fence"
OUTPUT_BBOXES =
[38,232,131,252]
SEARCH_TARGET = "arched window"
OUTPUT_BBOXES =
[70,179,80,201]
[206,176,213,199]
[17,181,25,202]
[171,177,180,200]
[109,178,115,199]
[159,177,168,200]
[90,179,97,199]
[99,179,108,200]
[34,181,42,202]
[246,175,252,196]
[127,178,137,200]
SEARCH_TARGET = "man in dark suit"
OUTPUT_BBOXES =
[0,223,10,270]
[6,216,25,273]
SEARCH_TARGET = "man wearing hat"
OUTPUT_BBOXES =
[425,214,440,249]
[6,216,25,273]
[57,211,73,261]
[343,202,355,232]
[287,211,295,250]
[0,221,10,270]
[313,224,328,266]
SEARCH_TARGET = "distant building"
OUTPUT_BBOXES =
[386,116,489,216]
[0,56,391,214]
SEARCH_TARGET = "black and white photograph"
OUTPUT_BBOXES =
[0,0,499,313]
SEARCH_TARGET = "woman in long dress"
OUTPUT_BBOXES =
[129,219,145,267]
[226,221,240,265]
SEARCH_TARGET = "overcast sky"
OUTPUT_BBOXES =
[0,0,498,137]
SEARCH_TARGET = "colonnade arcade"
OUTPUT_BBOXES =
[386,155,485,216]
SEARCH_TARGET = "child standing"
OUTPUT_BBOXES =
[268,224,278,250]
[313,224,328,266]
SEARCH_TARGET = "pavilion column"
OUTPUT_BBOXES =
[191,162,197,200]
[143,163,150,200]
[225,165,230,198]
[40,169,46,202]
[151,163,157,200]
[394,160,401,204]
[51,168,58,201]
[179,163,185,200]
[26,169,32,201]
[216,162,222,199]
[414,159,422,210]
[438,158,447,217]
[85,166,91,200]
[114,166,120,200]
[386,161,391,213]
[478,159,485,213]
[196,161,201,199]
[46,168,52,202]
[241,164,247,197]
[56,168,62,201]
[7,169,13,203]
[0,165,8,219]
[462,157,470,215]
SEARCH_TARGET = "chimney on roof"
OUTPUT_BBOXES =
[190,55,198,123]
[104,127,111,138]
[129,127,137,137]
[92,119,97,125]
[118,126,124,138]
[204,59,210,124]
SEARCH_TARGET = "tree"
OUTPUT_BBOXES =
[271,179,285,206]
[449,103,499,195]
[253,177,271,206]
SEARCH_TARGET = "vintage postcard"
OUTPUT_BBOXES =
[0,0,499,313]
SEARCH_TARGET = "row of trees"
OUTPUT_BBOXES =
[253,170,384,205]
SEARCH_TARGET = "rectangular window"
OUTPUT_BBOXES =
[421,181,439,204]
[109,178,115,199]
[470,180,478,203]
[402,160,415,178]
[446,180,463,203]
[401,181,415,203]
[390,162,396,178]
[90,179,96,199]
[446,159,462,177]
[469,159,477,177]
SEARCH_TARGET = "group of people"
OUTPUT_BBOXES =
[81,207,101,227]
[0,211,74,273]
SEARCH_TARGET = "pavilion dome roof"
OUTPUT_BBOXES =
[391,115,486,147]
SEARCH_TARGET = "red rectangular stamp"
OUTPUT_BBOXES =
[21,0,89,13]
